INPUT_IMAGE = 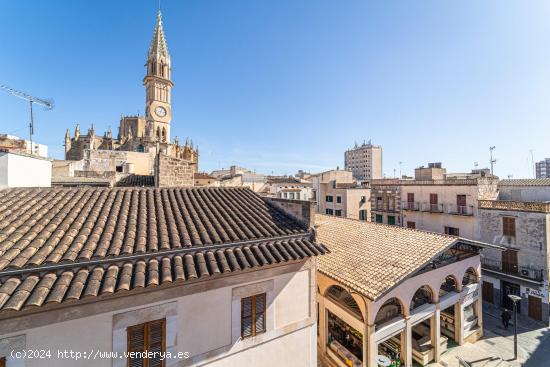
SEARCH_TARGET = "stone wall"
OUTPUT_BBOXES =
[264,197,315,229]
[479,209,549,272]
[156,153,194,188]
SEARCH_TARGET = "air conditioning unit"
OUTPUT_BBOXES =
[521,269,529,276]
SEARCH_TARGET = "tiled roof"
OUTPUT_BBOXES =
[0,187,326,314]
[116,174,155,187]
[0,238,323,312]
[315,214,456,300]
[499,179,550,187]
[195,173,217,180]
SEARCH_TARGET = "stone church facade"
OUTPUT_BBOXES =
[63,11,198,172]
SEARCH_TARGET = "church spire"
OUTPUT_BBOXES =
[148,11,170,62]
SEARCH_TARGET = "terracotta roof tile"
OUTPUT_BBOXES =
[0,187,327,314]
[499,179,550,186]
[315,214,456,301]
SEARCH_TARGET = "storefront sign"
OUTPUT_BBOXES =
[461,286,479,306]
[524,287,544,298]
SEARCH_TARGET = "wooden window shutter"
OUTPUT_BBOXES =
[255,293,266,334]
[127,319,166,367]
[241,296,253,338]
[241,293,267,339]
[0,357,5,367]
[148,319,165,367]
[128,323,146,367]
[503,217,516,237]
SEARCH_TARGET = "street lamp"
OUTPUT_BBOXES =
[508,294,522,360]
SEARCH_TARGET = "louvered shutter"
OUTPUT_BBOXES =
[147,319,165,367]
[241,296,253,338]
[255,293,266,334]
[127,324,146,367]
[0,357,5,367]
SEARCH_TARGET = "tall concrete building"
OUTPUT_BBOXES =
[344,141,383,181]
[535,158,550,178]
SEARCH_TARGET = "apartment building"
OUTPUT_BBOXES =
[479,179,550,323]
[344,141,383,181]
[261,176,313,201]
[312,170,371,221]
[400,165,498,238]
[0,187,326,367]
[535,158,550,179]
[370,179,402,225]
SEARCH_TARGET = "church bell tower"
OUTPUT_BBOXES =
[144,11,173,143]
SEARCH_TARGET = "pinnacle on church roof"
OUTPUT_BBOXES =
[148,11,170,61]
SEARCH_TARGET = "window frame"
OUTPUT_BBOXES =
[444,226,460,236]
[241,293,267,339]
[503,217,516,237]
[325,195,334,203]
[335,209,342,217]
[127,318,166,367]
[336,196,342,204]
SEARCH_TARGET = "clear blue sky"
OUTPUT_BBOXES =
[1,1,549,178]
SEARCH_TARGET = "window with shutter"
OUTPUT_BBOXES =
[127,319,166,367]
[503,217,516,237]
[0,357,5,367]
[241,293,267,339]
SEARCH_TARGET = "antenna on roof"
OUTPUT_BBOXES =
[489,146,496,175]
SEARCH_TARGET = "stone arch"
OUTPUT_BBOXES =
[462,267,479,286]
[439,275,459,297]
[325,285,364,321]
[374,297,404,327]
[410,285,435,311]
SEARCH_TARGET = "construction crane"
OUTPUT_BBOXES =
[0,84,54,155]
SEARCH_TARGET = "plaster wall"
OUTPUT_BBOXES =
[0,262,316,367]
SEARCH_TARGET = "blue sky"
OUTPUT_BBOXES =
[1,1,549,178]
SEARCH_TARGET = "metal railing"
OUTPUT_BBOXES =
[374,202,399,212]
[421,202,444,213]
[402,201,420,211]
[447,204,474,216]
[481,258,544,282]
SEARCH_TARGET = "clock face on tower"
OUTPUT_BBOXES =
[155,106,167,117]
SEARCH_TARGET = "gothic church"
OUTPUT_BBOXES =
[64,11,198,170]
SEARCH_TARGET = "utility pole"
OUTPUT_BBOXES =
[398,161,402,178]
[529,150,535,178]
[489,146,496,175]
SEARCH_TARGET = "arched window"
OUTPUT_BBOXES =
[462,267,478,286]
[439,275,458,297]
[410,286,433,311]
[162,127,166,142]
[375,298,403,328]
[325,285,363,321]
[156,126,160,140]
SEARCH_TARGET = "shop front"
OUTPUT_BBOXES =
[327,310,363,367]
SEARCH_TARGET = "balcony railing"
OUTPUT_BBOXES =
[402,201,420,211]
[446,204,474,216]
[421,202,444,213]
[374,202,399,212]
[481,258,544,282]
